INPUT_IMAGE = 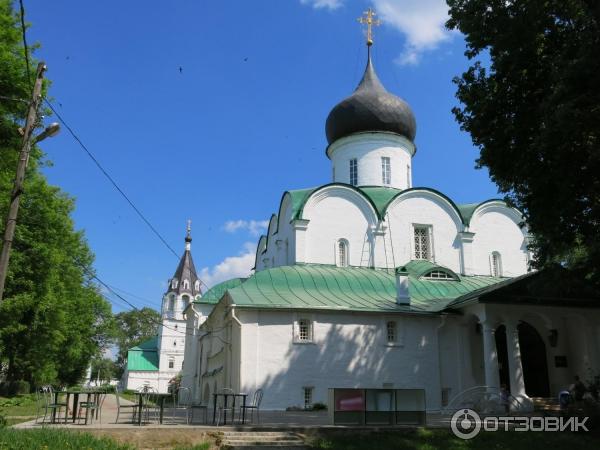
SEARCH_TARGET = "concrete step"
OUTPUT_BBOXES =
[223,447,308,450]
[221,431,306,448]
[222,432,301,437]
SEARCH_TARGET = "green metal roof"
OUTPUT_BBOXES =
[287,187,317,220]
[227,263,505,314]
[127,337,159,372]
[358,186,402,217]
[195,278,245,304]
[283,183,507,225]
[399,260,460,280]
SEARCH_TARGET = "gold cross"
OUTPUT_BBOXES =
[358,8,381,47]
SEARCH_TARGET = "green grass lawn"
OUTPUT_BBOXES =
[309,428,599,450]
[0,429,213,450]
[0,395,38,419]
[0,429,134,450]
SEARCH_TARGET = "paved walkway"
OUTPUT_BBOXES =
[15,394,449,430]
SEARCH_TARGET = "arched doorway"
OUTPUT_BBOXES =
[495,325,510,391]
[519,321,550,397]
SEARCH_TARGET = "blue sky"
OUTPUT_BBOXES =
[25,0,499,312]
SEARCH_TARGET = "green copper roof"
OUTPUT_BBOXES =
[358,186,402,217]
[127,337,159,371]
[288,187,317,220]
[456,203,480,226]
[227,263,505,314]
[284,183,508,225]
[196,278,245,304]
[399,260,460,280]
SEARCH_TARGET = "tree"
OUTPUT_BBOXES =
[0,0,115,387]
[90,357,119,384]
[446,0,600,282]
[113,307,160,376]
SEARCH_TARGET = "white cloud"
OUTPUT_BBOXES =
[223,219,269,237]
[199,242,256,288]
[373,0,452,65]
[300,0,343,10]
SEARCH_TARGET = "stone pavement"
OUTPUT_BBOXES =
[15,394,449,430]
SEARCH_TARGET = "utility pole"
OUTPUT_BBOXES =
[0,62,46,302]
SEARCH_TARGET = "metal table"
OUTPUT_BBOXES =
[53,390,103,424]
[133,392,171,425]
[212,392,248,425]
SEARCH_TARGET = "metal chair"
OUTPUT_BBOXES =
[115,388,138,423]
[241,389,263,424]
[164,386,192,424]
[141,386,161,423]
[215,388,236,426]
[78,390,107,424]
[41,385,68,424]
[35,387,46,423]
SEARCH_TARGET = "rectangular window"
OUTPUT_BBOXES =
[168,359,174,369]
[349,159,358,186]
[414,226,431,260]
[386,321,396,343]
[303,387,313,409]
[298,319,311,342]
[381,157,391,185]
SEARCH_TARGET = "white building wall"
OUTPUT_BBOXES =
[329,133,414,190]
[302,186,378,267]
[469,204,529,276]
[181,303,215,401]
[385,192,463,271]
[236,309,443,411]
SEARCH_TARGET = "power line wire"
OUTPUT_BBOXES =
[18,0,32,90]
[81,263,228,338]
[43,99,180,260]
[16,1,178,261]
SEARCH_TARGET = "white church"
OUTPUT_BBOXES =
[133,25,599,412]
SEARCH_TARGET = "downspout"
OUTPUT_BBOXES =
[230,306,243,394]
[188,304,202,401]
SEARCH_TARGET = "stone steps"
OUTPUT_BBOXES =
[221,431,307,449]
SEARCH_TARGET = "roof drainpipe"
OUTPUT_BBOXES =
[230,306,243,395]
[395,267,410,305]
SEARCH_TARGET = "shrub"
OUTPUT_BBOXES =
[312,402,328,411]
[0,380,31,396]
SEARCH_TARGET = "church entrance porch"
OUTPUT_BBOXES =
[518,321,550,397]
[494,321,550,398]
[454,302,600,412]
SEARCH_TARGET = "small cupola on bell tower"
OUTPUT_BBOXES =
[325,8,417,190]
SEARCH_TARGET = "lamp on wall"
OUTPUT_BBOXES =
[548,329,558,347]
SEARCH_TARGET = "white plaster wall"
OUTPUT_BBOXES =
[302,186,378,266]
[329,133,414,190]
[181,303,214,401]
[385,192,463,271]
[438,317,463,404]
[470,205,528,277]
[126,371,179,393]
[237,309,443,411]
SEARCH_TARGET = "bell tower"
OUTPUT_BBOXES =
[156,221,202,390]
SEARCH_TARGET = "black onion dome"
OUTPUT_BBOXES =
[325,56,416,145]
